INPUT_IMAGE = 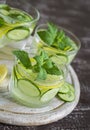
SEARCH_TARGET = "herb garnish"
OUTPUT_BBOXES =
[13,50,62,80]
[13,50,32,69]
[37,22,76,51]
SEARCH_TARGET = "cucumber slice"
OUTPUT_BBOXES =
[16,64,34,79]
[7,28,30,41]
[14,65,22,80]
[51,54,68,65]
[13,66,18,80]
[18,79,40,97]
[41,88,59,102]
[65,82,75,92]
[16,64,27,77]
[40,88,50,95]
[59,83,69,93]
[58,90,75,102]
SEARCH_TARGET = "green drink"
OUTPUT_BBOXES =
[33,23,81,65]
[0,3,40,60]
[9,50,66,108]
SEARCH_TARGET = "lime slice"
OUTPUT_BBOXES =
[0,64,8,83]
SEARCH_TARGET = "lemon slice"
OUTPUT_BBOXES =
[43,46,65,55]
[0,64,8,83]
[38,80,64,89]
[30,58,36,66]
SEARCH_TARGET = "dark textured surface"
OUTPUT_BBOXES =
[0,0,90,129]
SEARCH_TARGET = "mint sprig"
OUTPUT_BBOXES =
[53,31,75,51]
[38,22,76,51]
[13,50,32,69]
[33,50,62,80]
[38,23,58,46]
[13,50,62,80]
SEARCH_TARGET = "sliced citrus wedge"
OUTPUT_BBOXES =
[0,64,8,83]
[30,57,36,66]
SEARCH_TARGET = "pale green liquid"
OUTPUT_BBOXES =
[9,69,50,108]
[9,64,63,108]
[0,5,35,61]
[36,31,79,65]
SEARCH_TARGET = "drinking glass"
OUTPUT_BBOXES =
[0,0,40,61]
[9,50,66,108]
[32,24,81,65]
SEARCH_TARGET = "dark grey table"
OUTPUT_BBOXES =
[0,0,90,129]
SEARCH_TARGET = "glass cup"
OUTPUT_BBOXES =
[9,50,67,108]
[32,24,81,65]
[0,0,40,61]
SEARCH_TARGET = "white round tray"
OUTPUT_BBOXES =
[0,64,80,126]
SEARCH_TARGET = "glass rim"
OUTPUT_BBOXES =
[5,2,40,24]
[35,24,81,55]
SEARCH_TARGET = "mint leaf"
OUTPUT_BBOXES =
[38,22,58,46]
[36,67,47,80]
[43,59,53,69]
[41,50,49,60]
[32,65,40,73]
[13,50,32,69]
[64,36,77,51]
[38,31,52,46]
[47,22,58,42]
[34,50,49,67]
[46,64,62,75]
[0,17,5,26]
[53,30,76,51]
[53,30,66,50]
[34,55,43,66]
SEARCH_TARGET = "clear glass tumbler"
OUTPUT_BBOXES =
[0,0,40,61]
[32,24,81,65]
[9,50,66,108]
